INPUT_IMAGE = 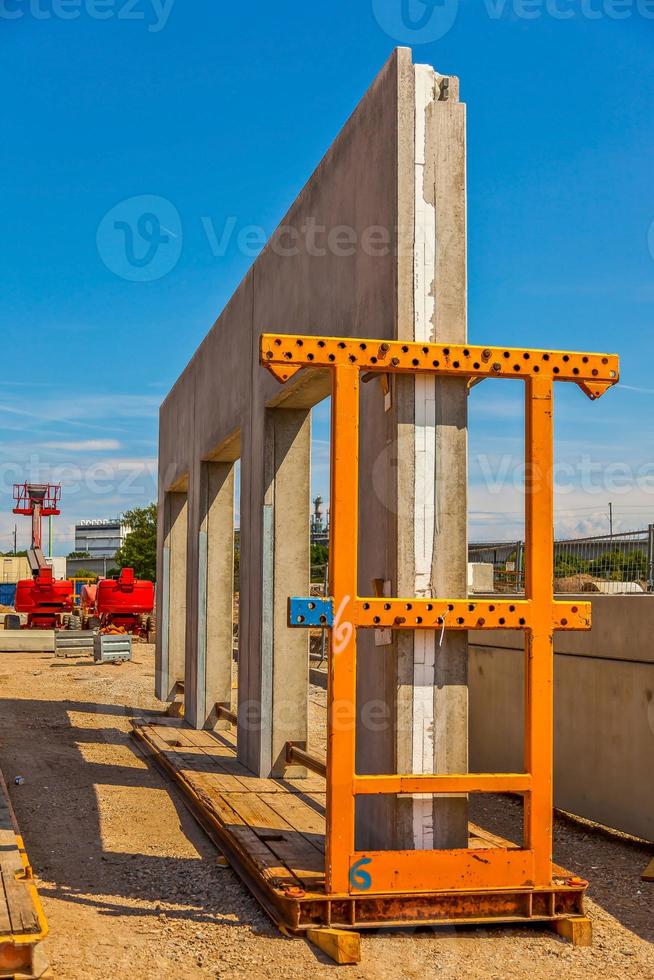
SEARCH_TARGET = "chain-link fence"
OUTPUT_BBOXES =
[308,527,654,597]
[469,526,654,594]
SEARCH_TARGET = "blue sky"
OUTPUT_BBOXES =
[1,1,653,552]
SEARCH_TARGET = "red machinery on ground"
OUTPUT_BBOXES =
[13,483,74,629]
[82,568,154,637]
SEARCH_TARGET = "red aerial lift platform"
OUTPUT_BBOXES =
[12,483,74,630]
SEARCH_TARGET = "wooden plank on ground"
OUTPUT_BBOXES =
[0,797,25,937]
[160,726,325,794]
[150,725,276,792]
[141,726,251,793]
[468,822,517,850]
[225,793,325,888]
[260,793,326,853]
[0,823,22,876]
[2,870,40,935]
[0,801,39,935]
[0,875,12,935]
[277,774,326,794]
[199,792,300,888]
[136,724,328,889]
[134,725,304,890]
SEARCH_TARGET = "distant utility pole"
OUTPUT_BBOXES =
[609,502,613,539]
[13,525,17,556]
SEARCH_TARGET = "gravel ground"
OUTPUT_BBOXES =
[0,647,651,978]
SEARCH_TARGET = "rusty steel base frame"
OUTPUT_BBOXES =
[132,721,590,943]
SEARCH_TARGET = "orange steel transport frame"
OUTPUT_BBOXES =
[262,333,619,900]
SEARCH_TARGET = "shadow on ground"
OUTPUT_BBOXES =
[0,689,274,934]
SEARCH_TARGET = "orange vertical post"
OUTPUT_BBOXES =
[524,376,555,885]
[327,364,360,894]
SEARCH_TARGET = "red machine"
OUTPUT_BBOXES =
[13,483,74,629]
[91,568,154,637]
[15,568,74,630]
[80,583,98,616]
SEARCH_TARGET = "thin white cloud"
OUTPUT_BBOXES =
[619,384,654,395]
[0,393,161,434]
[43,439,122,452]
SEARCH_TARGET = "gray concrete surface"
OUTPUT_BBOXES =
[156,49,470,849]
[469,594,654,842]
[394,63,469,850]
[0,631,55,653]
[156,489,187,701]
[192,461,235,731]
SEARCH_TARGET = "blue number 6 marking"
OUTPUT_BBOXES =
[349,856,373,891]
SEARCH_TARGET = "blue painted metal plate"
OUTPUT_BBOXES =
[288,597,334,628]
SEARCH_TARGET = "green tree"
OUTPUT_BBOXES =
[67,550,91,560]
[311,543,329,583]
[114,504,157,582]
[554,553,589,578]
[588,549,646,582]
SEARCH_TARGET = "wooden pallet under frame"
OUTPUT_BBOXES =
[132,720,590,943]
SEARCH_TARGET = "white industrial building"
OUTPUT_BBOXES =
[74,519,129,560]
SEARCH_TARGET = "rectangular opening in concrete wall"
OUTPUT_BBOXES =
[307,397,330,764]
[193,456,238,730]
[158,484,188,702]
[468,380,526,595]
[254,404,313,777]
[232,459,240,717]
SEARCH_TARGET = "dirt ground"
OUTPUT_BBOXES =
[0,646,651,979]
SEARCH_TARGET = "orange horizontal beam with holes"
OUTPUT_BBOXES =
[261,334,619,399]
[353,598,591,631]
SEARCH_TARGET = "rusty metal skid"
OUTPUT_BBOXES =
[131,722,587,937]
[261,332,619,904]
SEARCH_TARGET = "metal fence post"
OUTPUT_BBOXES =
[516,540,525,592]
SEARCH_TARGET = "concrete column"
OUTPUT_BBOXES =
[238,406,311,777]
[156,490,188,702]
[396,66,469,850]
[187,461,235,730]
